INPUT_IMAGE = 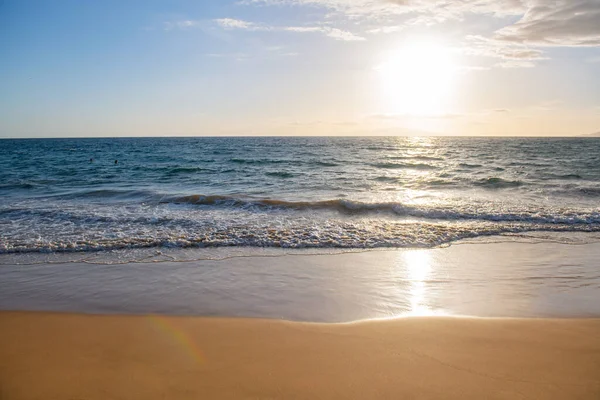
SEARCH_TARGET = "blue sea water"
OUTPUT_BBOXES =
[2,136,600,256]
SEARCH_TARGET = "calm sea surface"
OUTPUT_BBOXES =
[2,137,600,258]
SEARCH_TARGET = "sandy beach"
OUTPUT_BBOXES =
[4,0,600,397]
[1,312,599,399]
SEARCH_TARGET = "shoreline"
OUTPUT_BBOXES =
[2,311,599,399]
[2,241,600,321]
[3,308,600,322]
[3,231,600,266]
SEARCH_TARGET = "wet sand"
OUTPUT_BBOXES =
[3,242,600,321]
[1,312,599,399]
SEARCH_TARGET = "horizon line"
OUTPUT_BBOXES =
[1,134,598,140]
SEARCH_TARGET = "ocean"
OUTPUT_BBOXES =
[2,136,600,319]
[2,136,600,259]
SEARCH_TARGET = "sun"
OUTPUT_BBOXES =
[377,39,458,116]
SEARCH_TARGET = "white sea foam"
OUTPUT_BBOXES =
[2,137,600,257]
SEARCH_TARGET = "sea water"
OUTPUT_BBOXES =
[2,136,600,258]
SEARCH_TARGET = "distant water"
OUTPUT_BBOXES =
[2,137,600,258]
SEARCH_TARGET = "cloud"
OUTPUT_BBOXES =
[367,109,513,122]
[495,60,536,68]
[163,20,200,30]
[173,0,600,69]
[284,26,321,33]
[368,112,464,120]
[240,0,600,49]
[460,35,549,68]
[459,65,490,72]
[320,27,365,41]
[215,18,266,30]
[206,45,299,59]
[495,0,600,47]
[240,0,528,20]
[367,25,403,34]
[205,52,250,60]
[165,16,365,41]
[241,0,600,46]
[213,18,365,41]
[264,45,301,56]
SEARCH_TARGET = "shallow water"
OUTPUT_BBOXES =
[1,241,599,321]
[2,137,600,257]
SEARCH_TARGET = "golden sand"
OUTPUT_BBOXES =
[1,312,599,399]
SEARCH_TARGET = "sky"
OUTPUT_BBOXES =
[1,0,599,137]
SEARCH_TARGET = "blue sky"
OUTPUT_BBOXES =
[1,0,599,137]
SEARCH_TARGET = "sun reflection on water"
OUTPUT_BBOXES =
[401,250,441,316]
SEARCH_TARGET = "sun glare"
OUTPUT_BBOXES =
[378,39,457,116]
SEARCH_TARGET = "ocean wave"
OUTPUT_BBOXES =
[0,182,37,190]
[165,166,216,175]
[2,222,599,254]
[507,161,553,168]
[229,158,288,165]
[4,137,600,257]
[366,146,397,151]
[387,155,443,161]
[22,188,600,224]
[374,176,399,182]
[546,173,583,180]
[265,171,297,178]
[474,177,523,189]
[457,163,482,169]
[578,186,600,196]
[370,162,437,170]
[312,161,339,167]
[163,194,600,224]
[61,189,156,199]
[6,197,596,233]
[427,179,454,186]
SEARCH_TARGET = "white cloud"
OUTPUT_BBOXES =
[321,27,365,41]
[367,25,403,34]
[240,0,600,51]
[495,60,536,68]
[215,18,264,30]
[213,18,365,41]
[459,65,490,72]
[460,35,549,68]
[241,0,600,48]
[368,112,464,120]
[240,0,527,20]
[495,0,600,47]
[165,16,365,41]
[163,20,199,30]
[465,35,546,59]
[205,52,250,61]
[172,0,600,68]
[264,45,300,56]
[284,26,321,33]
